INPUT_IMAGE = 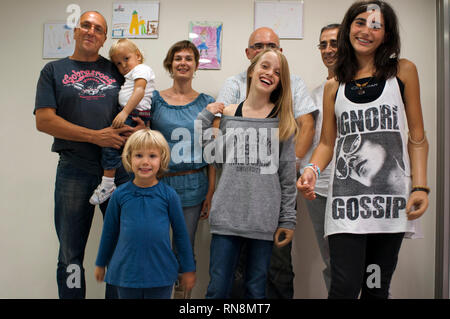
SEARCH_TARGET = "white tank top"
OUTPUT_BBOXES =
[324,77,417,237]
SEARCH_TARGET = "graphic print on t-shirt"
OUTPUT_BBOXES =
[325,78,416,236]
[62,69,118,100]
[224,127,279,175]
[330,131,408,222]
[332,131,406,197]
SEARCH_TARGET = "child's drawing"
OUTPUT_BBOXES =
[112,2,160,38]
[189,21,223,70]
[43,23,75,59]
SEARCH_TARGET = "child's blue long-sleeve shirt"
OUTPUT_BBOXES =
[95,181,195,288]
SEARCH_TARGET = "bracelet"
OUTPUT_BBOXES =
[408,131,427,145]
[304,163,321,178]
[304,166,318,180]
[411,186,430,194]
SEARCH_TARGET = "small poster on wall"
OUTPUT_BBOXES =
[43,23,75,59]
[188,21,223,70]
[254,1,304,39]
[112,2,160,38]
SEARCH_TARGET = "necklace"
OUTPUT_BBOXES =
[353,78,372,95]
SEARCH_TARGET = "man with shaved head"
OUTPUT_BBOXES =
[34,11,144,298]
[216,27,317,299]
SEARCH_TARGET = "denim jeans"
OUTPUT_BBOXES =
[54,158,129,299]
[206,234,273,299]
[116,285,173,299]
[101,114,149,170]
[230,238,295,299]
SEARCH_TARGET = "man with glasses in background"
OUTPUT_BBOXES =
[298,23,340,294]
[34,11,144,299]
[216,27,317,299]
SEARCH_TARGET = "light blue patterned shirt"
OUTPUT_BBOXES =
[216,71,317,119]
[151,90,215,207]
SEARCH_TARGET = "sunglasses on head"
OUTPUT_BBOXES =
[335,134,362,179]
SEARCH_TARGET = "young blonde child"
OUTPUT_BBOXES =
[197,49,298,298]
[90,39,155,205]
[94,128,196,299]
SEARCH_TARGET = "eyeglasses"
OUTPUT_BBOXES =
[317,40,338,50]
[79,21,106,35]
[335,134,361,179]
[248,42,279,50]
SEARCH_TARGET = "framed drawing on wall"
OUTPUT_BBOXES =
[43,23,75,59]
[188,21,223,70]
[112,2,160,38]
[254,1,304,39]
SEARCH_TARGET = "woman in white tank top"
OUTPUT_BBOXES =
[298,0,429,299]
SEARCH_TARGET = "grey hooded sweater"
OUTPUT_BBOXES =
[197,108,297,241]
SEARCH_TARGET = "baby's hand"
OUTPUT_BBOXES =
[206,102,224,115]
[112,111,128,128]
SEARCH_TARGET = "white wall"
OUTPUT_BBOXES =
[0,0,436,298]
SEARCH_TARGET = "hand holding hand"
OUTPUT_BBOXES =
[297,169,317,200]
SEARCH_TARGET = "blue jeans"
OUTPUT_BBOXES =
[206,234,273,299]
[54,158,129,299]
[102,114,149,170]
[116,285,173,299]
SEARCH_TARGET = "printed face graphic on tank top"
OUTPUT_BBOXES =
[329,77,411,225]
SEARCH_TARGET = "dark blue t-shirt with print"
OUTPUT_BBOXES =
[35,56,124,175]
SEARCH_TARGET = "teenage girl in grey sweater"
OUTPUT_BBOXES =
[197,49,298,298]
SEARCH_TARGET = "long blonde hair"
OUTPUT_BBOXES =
[246,49,298,141]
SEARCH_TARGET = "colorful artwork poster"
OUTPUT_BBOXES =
[43,23,75,59]
[112,2,160,38]
[189,21,223,70]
